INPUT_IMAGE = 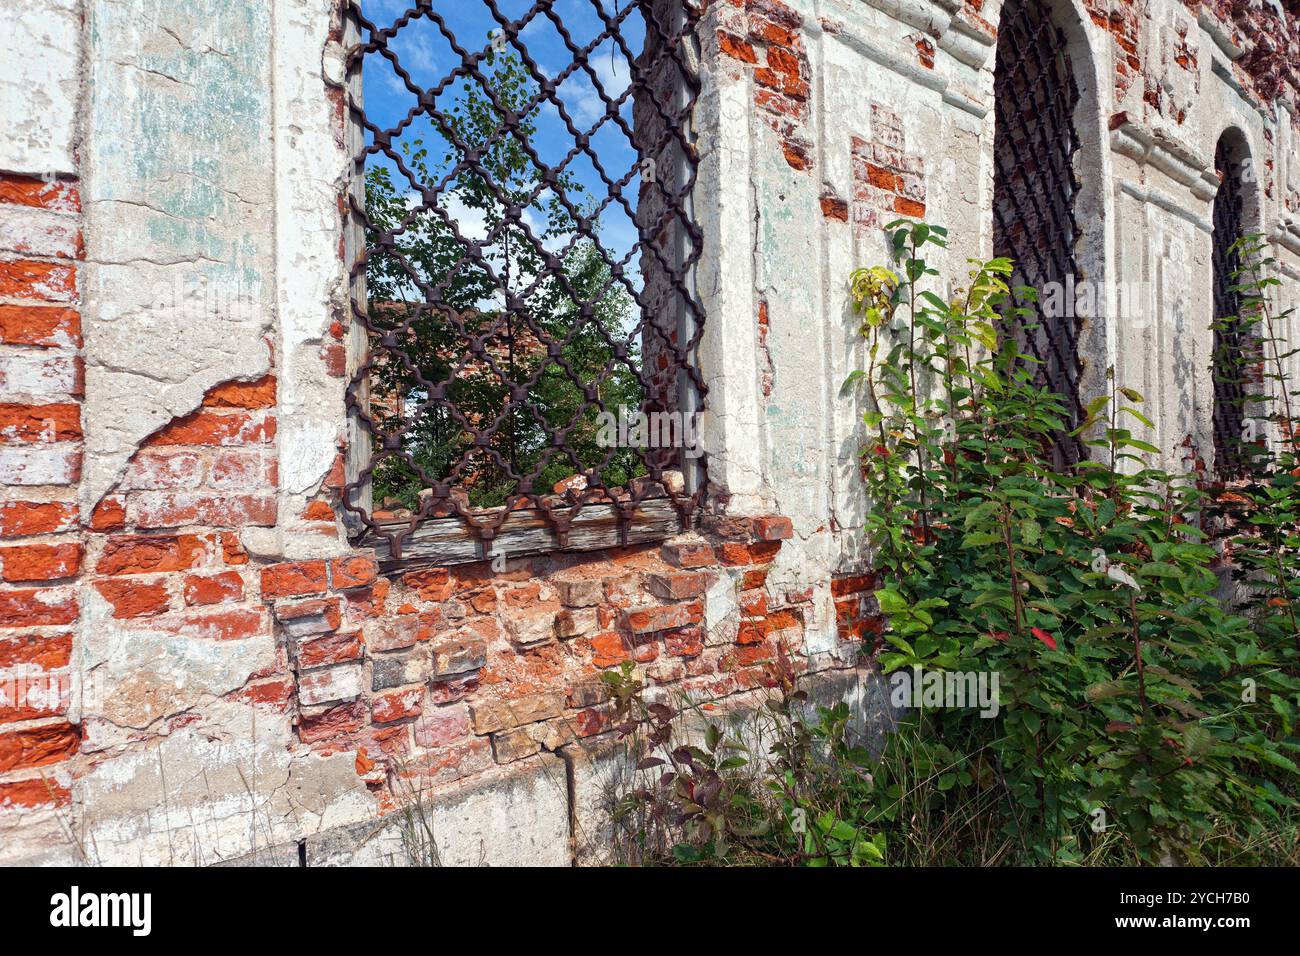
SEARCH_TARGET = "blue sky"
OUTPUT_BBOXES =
[357,0,649,270]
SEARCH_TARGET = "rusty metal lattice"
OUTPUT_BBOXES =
[991,0,1085,466]
[1210,137,1250,479]
[340,0,704,565]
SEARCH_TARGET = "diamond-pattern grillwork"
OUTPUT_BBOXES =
[992,0,1084,466]
[1211,137,1251,478]
[341,0,703,561]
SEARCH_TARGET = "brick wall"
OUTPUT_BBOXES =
[0,172,83,814]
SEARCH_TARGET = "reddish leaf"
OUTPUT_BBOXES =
[1031,626,1057,650]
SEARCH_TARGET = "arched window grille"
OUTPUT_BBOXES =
[991,0,1084,465]
[341,0,704,567]
[1210,135,1252,478]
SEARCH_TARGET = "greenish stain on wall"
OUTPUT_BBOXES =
[90,0,272,285]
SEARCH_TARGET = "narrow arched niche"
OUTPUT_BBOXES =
[1209,127,1260,477]
[991,0,1106,466]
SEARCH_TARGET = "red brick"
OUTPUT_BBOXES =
[468,588,497,613]
[766,608,802,633]
[97,533,206,575]
[301,500,334,521]
[220,532,248,565]
[502,581,542,607]
[209,450,277,489]
[0,776,71,810]
[742,568,769,589]
[94,579,170,618]
[751,515,794,540]
[150,409,274,446]
[0,305,81,347]
[131,492,277,529]
[750,18,798,48]
[89,496,126,531]
[299,700,365,745]
[0,632,71,670]
[623,600,703,635]
[590,630,629,668]
[0,722,79,772]
[121,450,205,490]
[739,588,768,617]
[646,571,713,600]
[0,500,77,538]
[0,174,80,211]
[261,560,328,598]
[831,572,877,596]
[274,596,342,633]
[0,671,70,721]
[373,687,423,724]
[298,630,364,669]
[717,29,757,62]
[866,163,899,191]
[183,570,244,606]
[344,580,389,621]
[413,706,470,748]
[661,540,716,568]
[665,626,705,658]
[754,88,805,118]
[894,196,926,218]
[722,643,775,671]
[0,260,76,302]
[330,555,377,590]
[0,542,81,582]
[717,541,781,566]
[782,139,811,170]
[203,375,276,409]
[572,706,613,738]
[166,607,269,641]
[0,403,81,443]
[820,195,849,221]
[0,587,77,627]
[766,45,803,79]
[229,675,295,709]
[404,567,452,601]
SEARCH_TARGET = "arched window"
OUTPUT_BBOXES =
[1210,133,1251,478]
[992,0,1084,465]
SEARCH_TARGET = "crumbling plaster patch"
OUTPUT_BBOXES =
[77,700,374,866]
[272,0,350,535]
[1,0,81,177]
[80,0,277,511]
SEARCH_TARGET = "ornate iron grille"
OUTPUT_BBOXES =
[991,0,1085,466]
[341,0,704,566]
[1210,137,1251,478]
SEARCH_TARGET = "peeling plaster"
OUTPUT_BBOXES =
[1,0,81,176]
[80,0,277,510]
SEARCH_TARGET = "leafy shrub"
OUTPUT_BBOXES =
[842,221,1299,864]
[602,222,1299,866]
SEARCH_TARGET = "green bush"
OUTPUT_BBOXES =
[606,222,1299,867]
[842,221,1299,864]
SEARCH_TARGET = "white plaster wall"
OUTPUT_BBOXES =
[1,0,81,177]
[80,0,278,511]
[270,0,352,557]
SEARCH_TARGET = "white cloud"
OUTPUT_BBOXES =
[390,28,438,78]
